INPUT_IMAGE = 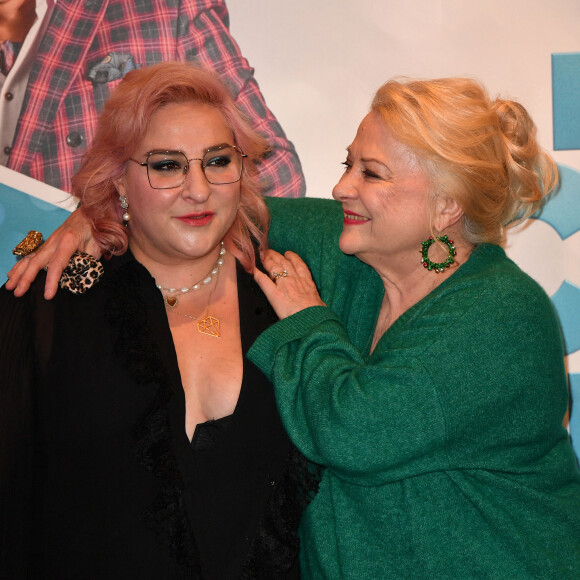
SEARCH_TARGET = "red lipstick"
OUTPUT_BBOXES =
[175,212,214,226]
[343,209,369,225]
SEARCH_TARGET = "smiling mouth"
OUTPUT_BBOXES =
[343,211,369,224]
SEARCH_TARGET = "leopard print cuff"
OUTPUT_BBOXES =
[59,252,104,294]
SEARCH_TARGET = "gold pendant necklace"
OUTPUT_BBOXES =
[181,282,221,337]
[192,314,221,338]
[167,292,221,337]
[162,262,222,338]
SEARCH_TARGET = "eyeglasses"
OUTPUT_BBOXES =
[128,145,247,189]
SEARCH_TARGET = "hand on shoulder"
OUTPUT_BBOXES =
[253,249,326,319]
[6,209,100,299]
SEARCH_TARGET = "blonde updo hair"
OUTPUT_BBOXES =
[72,62,270,271]
[371,77,558,244]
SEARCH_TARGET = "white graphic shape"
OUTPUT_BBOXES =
[506,218,580,297]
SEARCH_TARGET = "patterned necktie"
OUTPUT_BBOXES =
[0,40,16,76]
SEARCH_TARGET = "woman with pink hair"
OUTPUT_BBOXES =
[0,63,318,578]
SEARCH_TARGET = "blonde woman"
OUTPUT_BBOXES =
[253,78,580,578]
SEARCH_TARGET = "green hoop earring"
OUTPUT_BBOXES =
[420,235,456,273]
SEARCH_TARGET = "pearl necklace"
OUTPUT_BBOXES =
[156,242,226,309]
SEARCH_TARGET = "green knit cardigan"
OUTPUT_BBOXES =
[249,197,580,579]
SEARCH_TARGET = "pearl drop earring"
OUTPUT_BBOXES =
[119,195,130,224]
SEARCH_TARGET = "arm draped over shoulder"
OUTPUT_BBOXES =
[249,218,574,487]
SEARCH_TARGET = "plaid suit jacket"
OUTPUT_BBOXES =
[7,0,305,197]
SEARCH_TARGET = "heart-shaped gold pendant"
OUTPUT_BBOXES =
[165,296,178,309]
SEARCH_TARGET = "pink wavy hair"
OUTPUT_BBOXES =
[71,62,270,271]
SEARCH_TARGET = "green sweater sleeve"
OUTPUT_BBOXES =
[248,304,446,486]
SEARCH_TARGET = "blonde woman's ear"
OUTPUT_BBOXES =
[434,197,463,232]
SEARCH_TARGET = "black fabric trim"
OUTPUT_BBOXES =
[104,259,201,579]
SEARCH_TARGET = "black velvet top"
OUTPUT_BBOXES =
[0,251,320,579]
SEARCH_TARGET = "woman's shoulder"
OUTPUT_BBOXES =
[1,252,138,315]
[463,244,551,302]
[401,244,558,342]
[435,244,558,333]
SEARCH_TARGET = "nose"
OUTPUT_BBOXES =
[332,171,357,202]
[180,160,211,202]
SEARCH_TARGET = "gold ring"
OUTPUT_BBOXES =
[13,230,44,256]
[272,269,288,280]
